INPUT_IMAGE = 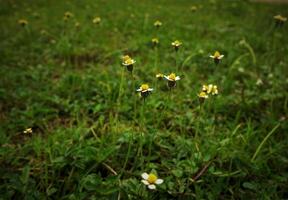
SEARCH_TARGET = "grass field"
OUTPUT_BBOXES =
[1,0,288,199]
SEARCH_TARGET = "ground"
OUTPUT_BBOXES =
[0,0,288,199]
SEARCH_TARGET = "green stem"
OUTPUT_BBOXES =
[251,123,280,162]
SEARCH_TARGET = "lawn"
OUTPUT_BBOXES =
[0,0,288,199]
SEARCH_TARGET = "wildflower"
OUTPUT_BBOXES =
[122,55,131,62]
[190,6,198,12]
[274,15,287,27]
[23,128,33,134]
[209,51,224,64]
[154,20,162,28]
[202,84,218,95]
[18,19,28,27]
[198,91,208,99]
[63,11,73,21]
[171,40,182,51]
[141,172,163,190]
[156,73,164,80]
[164,73,180,88]
[137,84,153,98]
[122,57,136,72]
[151,38,159,47]
[93,17,101,24]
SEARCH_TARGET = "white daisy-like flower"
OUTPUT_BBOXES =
[209,51,224,60]
[141,172,163,190]
[136,84,153,93]
[164,73,181,88]
[164,73,181,82]
[122,58,136,66]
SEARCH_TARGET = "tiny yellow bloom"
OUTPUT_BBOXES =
[171,40,182,47]
[164,73,180,88]
[152,38,159,45]
[93,17,101,24]
[210,51,224,64]
[141,172,163,190]
[122,56,136,72]
[156,73,164,80]
[122,55,131,62]
[190,6,198,11]
[122,58,136,66]
[23,128,33,134]
[202,84,218,95]
[171,40,182,51]
[18,19,28,27]
[274,15,287,22]
[63,12,73,21]
[198,91,208,99]
[154,20,162,27]
[137,84,153,93]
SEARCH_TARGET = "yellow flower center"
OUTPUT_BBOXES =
[168,73,176,81]
[198,91,208,98]
[156,73,163,78]
[147,173,157,184]
[125,58,134,65]
[214,51,221,58]
[141,84,149,91]
[152,38,159,43]
[122,55,130,62]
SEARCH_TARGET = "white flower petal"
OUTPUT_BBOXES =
[164,76,169,80]
[148,184,156,190]
[148,88,153,91]
[175,76,181,81]
[209,55,215,58]
[136,88,142,92]
[141,173,149,180]
[218,55,224,59]
[141,180,149,185]
[155,179,163,184]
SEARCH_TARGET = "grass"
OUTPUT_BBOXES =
[0,0,288,199]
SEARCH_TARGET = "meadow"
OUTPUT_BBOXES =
[0,0,288,199]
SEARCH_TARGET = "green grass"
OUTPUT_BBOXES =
[1,0,288,199]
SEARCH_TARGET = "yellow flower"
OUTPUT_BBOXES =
[154,20,162,27]
[202,84,218,95]
[274,15,287,22]
[164,73,180,82]
[137,84,153,93]
[152,38,159,46]
[171,40,182,51]
[122,58,136,66]
[141,172,163,190]
[171,40,182,47]
[93,17,101,24]
[210,51,224,64]
[122,57,136,72]
[164,73,180,88]
[18,19,28,27]
[122,55,131,62]
[190,6,198,11]
[23,128,33,134]
[198,91,208,99]
[63,12,73,21]
[156,73,164,80]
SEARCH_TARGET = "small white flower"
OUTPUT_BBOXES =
[164,73,181,82]
[141,172,163,190]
